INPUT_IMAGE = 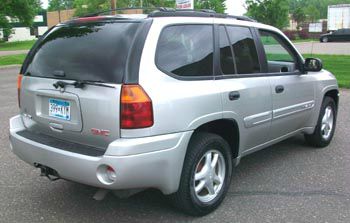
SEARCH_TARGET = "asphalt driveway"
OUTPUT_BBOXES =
[294,42,350,55]
[0,67,350,222]
[0,50,29,56]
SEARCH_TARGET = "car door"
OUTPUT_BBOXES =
[333,29,343,41]
[215,24,273,152]
[256,29,315,139]
[344,29,350,41]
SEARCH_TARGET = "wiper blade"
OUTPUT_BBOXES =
[53,80,115,89]
[74,80,115,88]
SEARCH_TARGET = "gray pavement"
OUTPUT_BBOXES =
[0,67,350,222]
[294,42,350,55]
[0,50,29,56]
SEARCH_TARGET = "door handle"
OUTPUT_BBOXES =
[275,85,284,94]
[229,91,240,101]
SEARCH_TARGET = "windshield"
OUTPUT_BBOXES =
[23,21,141,83]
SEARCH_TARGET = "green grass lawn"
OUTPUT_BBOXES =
[0,53,349,88]
[0,40,36,51]
[0,54,26,66]
[303,54,350,88]
[292,38,318,43]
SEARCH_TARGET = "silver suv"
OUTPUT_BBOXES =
[9,9,339,216]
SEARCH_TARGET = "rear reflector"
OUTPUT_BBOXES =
[17,74,23,107]
[121,84,153,129]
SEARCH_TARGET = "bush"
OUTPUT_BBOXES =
[283,30,297,40]
[298,30,309,39]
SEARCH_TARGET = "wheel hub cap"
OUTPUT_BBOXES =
[321,106,334,140]
[193,150,226,203]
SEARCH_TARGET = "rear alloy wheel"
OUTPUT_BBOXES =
[169,132,232,216]
[305,96,337,148]
[194,150,226,203]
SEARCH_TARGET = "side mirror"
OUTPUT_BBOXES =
[304,58,323,72]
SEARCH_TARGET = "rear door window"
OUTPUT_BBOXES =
[24,21,141,83]
[226,26,260,74]
[156,25,214,77]
[219,25,236,74]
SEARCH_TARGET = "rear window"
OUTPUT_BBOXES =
[23,21,141,83]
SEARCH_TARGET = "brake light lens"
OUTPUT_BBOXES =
[17,74,23,107]
[121,84,153,129]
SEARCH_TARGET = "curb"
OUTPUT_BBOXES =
[0,64,21,70]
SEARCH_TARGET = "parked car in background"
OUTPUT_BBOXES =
[320,29,350,42]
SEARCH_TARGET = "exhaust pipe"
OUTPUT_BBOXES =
[34,163,60,181]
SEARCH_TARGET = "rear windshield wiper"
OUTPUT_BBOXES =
[74,80,115,89]
[53,80,115,89]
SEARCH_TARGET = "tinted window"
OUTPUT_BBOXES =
[226,26,260,74]
[219,26,236,74]
[335,29,343,34]
[156,25,213,77]
[24,21,141,83]
[259,30,295,62]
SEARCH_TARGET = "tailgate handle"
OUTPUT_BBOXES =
[49,123,63,131]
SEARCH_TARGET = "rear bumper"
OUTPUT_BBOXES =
[9,115,193,194]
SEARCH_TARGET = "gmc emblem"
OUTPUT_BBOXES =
[91,128,110,136]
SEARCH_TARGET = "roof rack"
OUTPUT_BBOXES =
[80,7,256,22]
[80,7,167,17]
[148,10,255,22]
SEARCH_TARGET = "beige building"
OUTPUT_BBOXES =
[47,9,144,28]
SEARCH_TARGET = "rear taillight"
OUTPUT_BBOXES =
[120,84,153,129]
[17,74,23,107]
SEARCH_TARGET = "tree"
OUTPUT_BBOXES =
[289,0,350,20]
[0,0,41,38]
[291,6,306,29]
[195,0,226,13]
[246,0,289,29]
[73,0,227,17]
[74,0,110,16]
[305,5,320,22]
[73,0,177,16]
[48,0,74,11]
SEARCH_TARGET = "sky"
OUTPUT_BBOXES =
[225,0,247,16]
[41,0,247,15]
[41,0,48,9]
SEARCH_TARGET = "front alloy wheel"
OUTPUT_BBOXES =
[320,106,334,140]
[305,96,337,148]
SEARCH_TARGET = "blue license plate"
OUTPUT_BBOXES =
[49,98,71,121]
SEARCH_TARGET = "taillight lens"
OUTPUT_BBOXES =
[17,74,23,107]
[121,84,153,129]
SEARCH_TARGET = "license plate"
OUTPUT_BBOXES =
[49,98,71,121]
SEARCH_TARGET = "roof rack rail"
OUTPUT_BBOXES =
[80,7,172,17]
[148,9,255,22]
[80,7,256,23]
[226,15,256,22]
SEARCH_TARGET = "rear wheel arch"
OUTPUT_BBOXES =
[190,119,240,159]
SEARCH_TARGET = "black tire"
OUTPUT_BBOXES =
[168,132,233,216]
[321,37,329,43]
[305,96,337,148]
